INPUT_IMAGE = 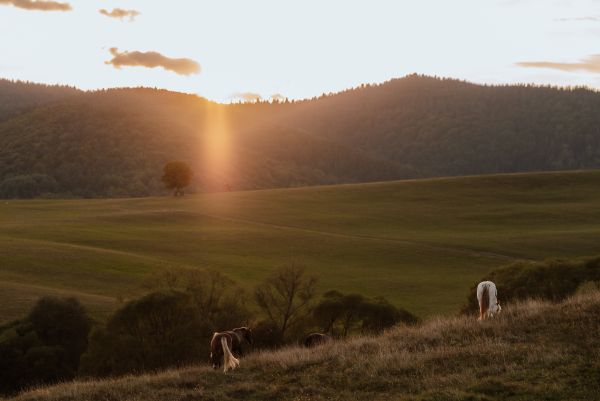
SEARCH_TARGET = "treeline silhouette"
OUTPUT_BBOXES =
[0,264,415,395]
[3,256,599,395]
[2,75,600,198]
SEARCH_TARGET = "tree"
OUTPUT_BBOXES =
[313,291,365,337]
[313,291,418,337]
[0,297,91,396]
[161,161,193,196]
[143,268,251,331]
[80,291,207,377]
[27,297,92,370]
[254,262,317,343]
[359,296,418,333]
[312,290,345,334]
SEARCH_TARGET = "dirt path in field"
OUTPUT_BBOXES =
[0,280,117,303]
[1,214,525,264]
[1,235,163,261]
[0,236,197,268]
[199,213,526,261]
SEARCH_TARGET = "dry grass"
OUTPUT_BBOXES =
[9,292,600,401]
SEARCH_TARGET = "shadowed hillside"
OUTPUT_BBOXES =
[9,291,600,401]
[2,76,600,197]
[0,79,79,123]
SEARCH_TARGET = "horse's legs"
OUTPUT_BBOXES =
[232,345,243,358]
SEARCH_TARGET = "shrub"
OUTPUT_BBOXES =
[0,297,91,396]
[254,262,318,343]
[360,296,419,333]
[313,291,418,337]
[461,256,600,314]
[28,297,92,369]
[142,268,251,332]
[80,291,208,377]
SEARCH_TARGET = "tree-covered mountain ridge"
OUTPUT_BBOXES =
[1,75,600,198]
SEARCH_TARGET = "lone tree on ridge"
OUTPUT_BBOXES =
[161,161,193,196]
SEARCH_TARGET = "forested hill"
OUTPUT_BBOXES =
[2,75,600,198]
[0,79,79,122]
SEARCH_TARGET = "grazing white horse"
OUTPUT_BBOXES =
[477,281,501,320]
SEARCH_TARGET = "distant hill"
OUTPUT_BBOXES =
[0,79,79,123]
[2,75,600,197]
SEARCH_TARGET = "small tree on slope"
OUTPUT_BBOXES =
[161,161,193,196]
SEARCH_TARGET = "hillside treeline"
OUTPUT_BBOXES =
[3,256,600,396]
[0,264,416,396]
[2,76,600,198]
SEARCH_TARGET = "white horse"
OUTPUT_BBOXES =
[477,281,501,320]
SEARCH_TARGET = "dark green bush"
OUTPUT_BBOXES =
[313,291,418,337]
[80,291,208,377]
[462,256,600,314]
[0,297,91,396]
[82,270,253,377]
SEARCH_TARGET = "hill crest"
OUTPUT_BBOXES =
[2,75,600,198]
[10,291,600,401]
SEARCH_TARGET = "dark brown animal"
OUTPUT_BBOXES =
[210,327,253,372]
[303,333,331,348]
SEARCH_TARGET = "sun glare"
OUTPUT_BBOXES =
[201,103,234,192]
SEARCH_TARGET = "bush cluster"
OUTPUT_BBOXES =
[0,297,91,395]
[0,265,419,395]
[462,256,600,314]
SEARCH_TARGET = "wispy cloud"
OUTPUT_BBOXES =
[231,92,262,102]
[105,48,201,76]
[270,93,285,102]
[517,54,600,73]
[0,0,71,11]
[99,8,140,22]
[555,16,600,22]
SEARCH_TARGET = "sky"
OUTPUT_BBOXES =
[1,0,600,102]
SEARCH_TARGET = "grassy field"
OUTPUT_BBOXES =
[10,290,600,401]
[2,170,600,321]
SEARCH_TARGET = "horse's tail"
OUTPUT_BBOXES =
[480,285,490,319]
[221,336,240,373]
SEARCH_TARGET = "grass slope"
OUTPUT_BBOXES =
[2,170,600,321]
[10,290,600,401]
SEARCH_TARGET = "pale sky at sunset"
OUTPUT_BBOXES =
[1,0,600,102]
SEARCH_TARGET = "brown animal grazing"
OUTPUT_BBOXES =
[303,333,332,347]
[210,327,253,373]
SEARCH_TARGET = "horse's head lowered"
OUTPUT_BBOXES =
[492,300,502,315]
[233,326,253,345]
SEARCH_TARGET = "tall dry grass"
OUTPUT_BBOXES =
[10,291,600,401]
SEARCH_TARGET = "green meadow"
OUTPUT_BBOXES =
[2,170,600,322]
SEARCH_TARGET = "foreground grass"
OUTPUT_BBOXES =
[2,170,600,320]
[11,291,600,401]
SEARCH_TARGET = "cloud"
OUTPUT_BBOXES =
[555,16,600,22]
[270,93,286,102]
[517,54,600,73]
[105,48,201,76]
[231,92,262,102]
[0,0,71,11]
[99,8,140,21]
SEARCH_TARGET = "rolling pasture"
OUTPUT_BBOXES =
[2,170,600,322]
